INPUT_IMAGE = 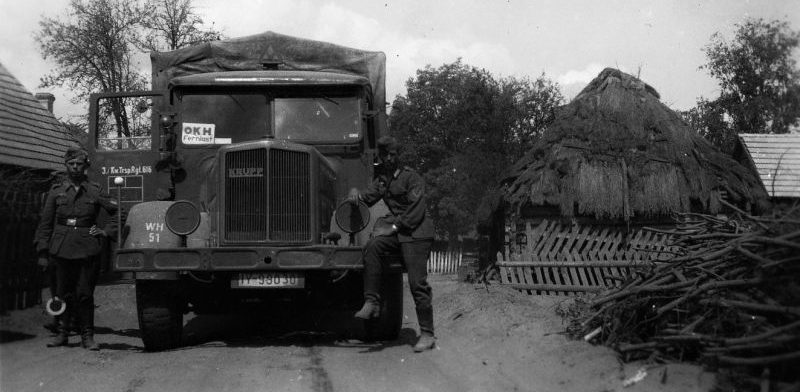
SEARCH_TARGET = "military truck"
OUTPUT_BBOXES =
[87,32,401,351]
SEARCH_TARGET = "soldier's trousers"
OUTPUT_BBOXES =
[53,255,100,332]
[363,235,434,335]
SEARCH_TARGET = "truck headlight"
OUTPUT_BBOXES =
[165,200,201,236]
[334,201,370,233]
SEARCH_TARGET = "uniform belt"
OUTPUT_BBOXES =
[56,218,94,227]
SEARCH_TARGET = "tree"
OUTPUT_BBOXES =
[36,0,221,141]
[62,120,89,146]
[689,18,800,153]
[137,0,223,52]
[389,59,563,239]
[36,0,149,99]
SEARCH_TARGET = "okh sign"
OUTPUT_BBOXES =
[182,123,216,144]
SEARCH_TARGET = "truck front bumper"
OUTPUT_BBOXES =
[114,245,399,272]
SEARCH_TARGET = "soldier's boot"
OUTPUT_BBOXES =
[354,296,381,320]
[81,329,99,351]
[413,305,435,352]
[413,332,436,352]
[46,326,68,347]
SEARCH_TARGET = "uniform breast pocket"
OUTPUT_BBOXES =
[77,200,98,216]
[387,185,407,203]
[54,196,67,212]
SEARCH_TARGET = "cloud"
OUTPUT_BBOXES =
[556,63,606,86]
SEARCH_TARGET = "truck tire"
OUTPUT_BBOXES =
[136,280,183,351]
[365,271,403,341]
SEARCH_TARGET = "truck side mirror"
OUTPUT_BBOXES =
[136,99,151,113]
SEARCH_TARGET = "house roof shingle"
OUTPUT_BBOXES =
[0,61,78,171]
[738,133,800,198]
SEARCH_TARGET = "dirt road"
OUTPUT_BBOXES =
[1,276,715,392]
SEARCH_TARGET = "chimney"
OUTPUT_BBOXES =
[35,92,55,113]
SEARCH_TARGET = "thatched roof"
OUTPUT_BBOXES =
[503,68,768,221]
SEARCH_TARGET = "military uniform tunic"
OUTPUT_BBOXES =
[359,167,435,335]
[34,179,119,333]
[360,167,434,241]
[35,180,118,259]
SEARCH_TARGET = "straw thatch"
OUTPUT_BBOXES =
[503,68,768,221]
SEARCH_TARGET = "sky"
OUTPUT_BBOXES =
[1,0,799,123]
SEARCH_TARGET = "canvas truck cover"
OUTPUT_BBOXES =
[150,31,387,113]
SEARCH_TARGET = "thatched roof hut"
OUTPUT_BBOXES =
[503,68,768,222]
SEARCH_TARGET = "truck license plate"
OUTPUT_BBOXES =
[231,272,305,288]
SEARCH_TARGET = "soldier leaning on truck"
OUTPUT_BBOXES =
[34,148,120,350]
[349,136,437,352]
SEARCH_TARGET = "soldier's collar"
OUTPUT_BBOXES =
[66,179,90,191]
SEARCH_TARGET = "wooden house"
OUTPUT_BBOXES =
[734,133,800,203]
[497,68,768,295]
[0,61,79,311]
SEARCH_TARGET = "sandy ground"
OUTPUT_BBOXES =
[0,275,716,392]
[433,277,716,392]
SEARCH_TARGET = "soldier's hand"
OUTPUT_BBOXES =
[373,224,397,237]
[347,188,361,205]
[89,225,106,237]
[37,256,49,268]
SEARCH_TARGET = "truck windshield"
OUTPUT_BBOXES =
[274,97,361,142]
[178,92,361,145]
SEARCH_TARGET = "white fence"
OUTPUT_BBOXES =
[427,245,463,275]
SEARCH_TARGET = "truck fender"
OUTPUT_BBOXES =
[123,201,182,249]
[329,199,391,246]
[359,200,391,245]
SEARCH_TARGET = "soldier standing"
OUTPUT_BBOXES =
[349,136,437,352]
[35,148,119,350]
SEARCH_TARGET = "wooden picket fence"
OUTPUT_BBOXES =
[427,242,463,275]
[499,219,677,295]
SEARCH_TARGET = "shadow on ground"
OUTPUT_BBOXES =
[0,330,36,343]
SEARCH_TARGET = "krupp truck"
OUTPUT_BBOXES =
[87,31,401,351]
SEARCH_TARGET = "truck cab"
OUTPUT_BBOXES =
[88,33,401,351]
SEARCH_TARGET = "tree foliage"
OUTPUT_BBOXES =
[36,0,220,139]
[687,18,800,153]
[36,0,149,100]
[137,0,223,52]
[389,59,563,238]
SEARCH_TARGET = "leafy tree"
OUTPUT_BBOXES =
[37,0,149,140]
[62,120,89,146]
[681,98,736,152]
[36,0,149,100]
[36,0,220,141]
[689,18,800,153]
[389,59,563,239]
[137,0,223,52]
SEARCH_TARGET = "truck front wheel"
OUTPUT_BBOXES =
[136,280,183,351]
[364,271,403,341]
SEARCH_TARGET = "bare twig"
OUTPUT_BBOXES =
[717,350,800,366]
[699,299,800,317]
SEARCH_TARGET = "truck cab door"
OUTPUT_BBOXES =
[88,91,173,212]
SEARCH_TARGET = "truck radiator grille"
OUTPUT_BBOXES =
[225,148,268,241]
[269,149,310,242]
[224,148,311,243]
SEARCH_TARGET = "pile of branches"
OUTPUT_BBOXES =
[565,200,800,375]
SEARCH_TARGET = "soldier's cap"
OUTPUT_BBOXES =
[377,136,400,154]
[64,147,89,162]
